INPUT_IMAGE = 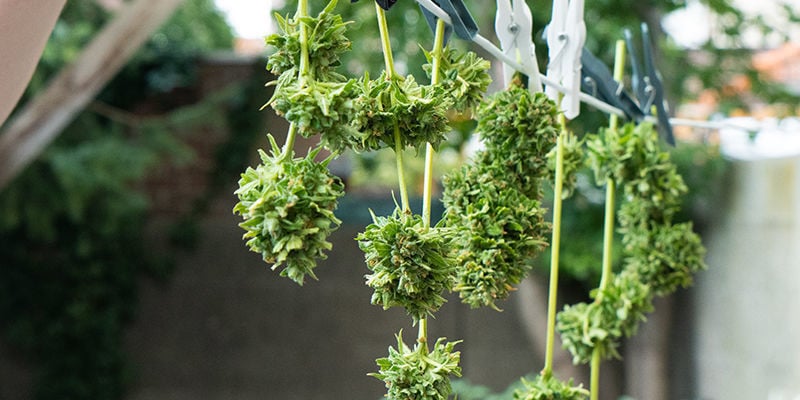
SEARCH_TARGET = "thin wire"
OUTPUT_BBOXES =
[416,0,625,117]
[415,0,789,134]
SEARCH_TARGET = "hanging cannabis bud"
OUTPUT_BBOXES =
[476,83,560,197]
[586,123,687,219]
[371,332,462,400]
[358,208,457,320]
[443,163,548,309]
[270,77,360,154]
[265,0,363,154]
[513,375,589,400]
[350,73,453,153]
[623,221,706,296]
[233,135,344,285]
[556,270,653,363]
[423,46,492,114]
[546,131,585,199]
[265,0,351,81]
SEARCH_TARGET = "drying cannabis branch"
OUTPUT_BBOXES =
[233,0,347,286]
[359,4,489,399]
[557,121,706,370]
[359,208,457,320]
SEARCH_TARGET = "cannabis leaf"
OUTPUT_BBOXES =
[556,270,653,364]
[265,0,351,81]
[624,221,707,296]
[270,77,360,154]
[350,72,453,153]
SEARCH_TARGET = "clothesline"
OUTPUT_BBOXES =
[415,0,790,135]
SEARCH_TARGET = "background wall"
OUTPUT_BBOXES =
[696,156,800,400]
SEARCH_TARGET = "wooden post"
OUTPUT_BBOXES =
[0,0,185,190]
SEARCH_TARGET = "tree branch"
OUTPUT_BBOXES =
[0,0,185,190]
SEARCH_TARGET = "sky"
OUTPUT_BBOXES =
[213,0,275,39]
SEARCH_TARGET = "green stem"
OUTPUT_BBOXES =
[590,40,626,399]
[375,3,397,78]
[542,122,566,380]
[608,40,626,130]
[597,178,616,293]
[597,40,625,297]
[417,21,446,352]
[421,19,447,228]
[590,347,601,400]
[297,0,311,81]
[394,124,410,211]
[280,123,298,161]
[417,316,428,352]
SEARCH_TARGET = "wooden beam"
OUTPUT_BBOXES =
[0,0,185,190]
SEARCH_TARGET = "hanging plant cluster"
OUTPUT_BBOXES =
[557,122,706,364]
[231,1,708,399]
[442,81,556,310]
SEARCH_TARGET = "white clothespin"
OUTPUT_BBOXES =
[545,0,585,119]
[495,0,542,92]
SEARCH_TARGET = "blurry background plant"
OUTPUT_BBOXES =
[0,1,267,399]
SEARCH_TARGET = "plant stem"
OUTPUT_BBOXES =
[375,1,409,213]
[417,20,446,352]
[597,40,625,296]
[280,123,298,161]
[590,347,601,400]
[597,178,616,292]
[542,116,566,380]
[394,124,410,212]
[375,3,397,78]
[417,316,429,352]
[297,0,311,81]
[590,39,626,400]
[608,40,626,131]
[421,19,447,228]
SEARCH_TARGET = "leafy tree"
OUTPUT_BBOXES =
[0,2,245,399]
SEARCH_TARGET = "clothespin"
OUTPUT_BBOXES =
[418,0,478,45]
[495,0,542,92]
[544,0,585,119]
[351,0,398,11]
[624,24,675,145]
[580,48,644,123]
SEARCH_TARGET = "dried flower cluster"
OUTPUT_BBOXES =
[557,122,707,364]
[233,136,344,285]
[443,83,558,309]
[358,209,457,321]
[371,332,462,400]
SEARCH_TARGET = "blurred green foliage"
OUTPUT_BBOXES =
[0,1,251,399]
